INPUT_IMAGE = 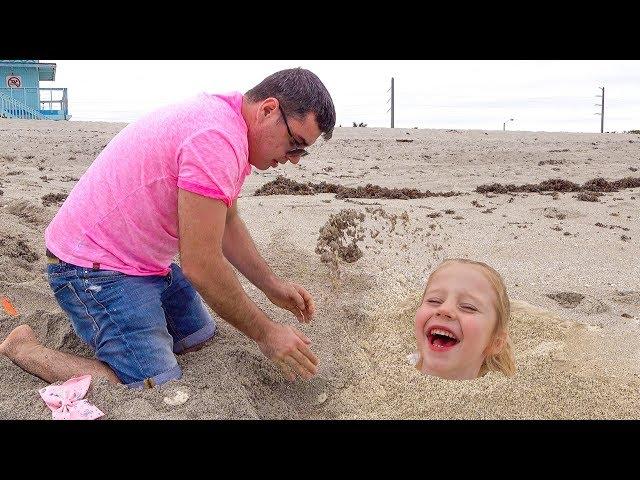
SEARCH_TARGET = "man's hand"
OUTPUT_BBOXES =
[257,323,319,381]
[265,280,316,324]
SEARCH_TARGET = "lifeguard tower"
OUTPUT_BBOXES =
[0,60,70,120]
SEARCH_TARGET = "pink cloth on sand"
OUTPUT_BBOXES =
[39,375,105,420]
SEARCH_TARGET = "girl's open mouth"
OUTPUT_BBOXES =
[427,327,460,351]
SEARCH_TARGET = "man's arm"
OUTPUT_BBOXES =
[222,201,278,293]
[222,201,315,323]
[177,189,318,380]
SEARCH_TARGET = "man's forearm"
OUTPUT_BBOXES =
[222,213,277,293]
[186,253,273,342]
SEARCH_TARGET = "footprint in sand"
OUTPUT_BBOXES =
[611,290,640,307]
[0,234,40,263]
[546,292,584,308]
[537,207,583,220]
[5,200,49,226]
[546,291,610,314]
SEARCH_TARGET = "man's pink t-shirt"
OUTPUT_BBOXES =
[45,92,252,276]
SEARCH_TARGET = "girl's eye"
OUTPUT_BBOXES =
[426,299,441,305]
[461,304,477,311]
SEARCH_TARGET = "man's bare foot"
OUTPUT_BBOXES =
[1,324,120,385]
[0,324,40,360]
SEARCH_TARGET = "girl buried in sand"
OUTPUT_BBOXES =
[412,258,516,380]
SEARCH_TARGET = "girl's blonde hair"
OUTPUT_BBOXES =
[418,258,516,377]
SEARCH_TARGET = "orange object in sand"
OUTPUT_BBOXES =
[2,297,18,316]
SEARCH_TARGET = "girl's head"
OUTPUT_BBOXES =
[414,258,515,380]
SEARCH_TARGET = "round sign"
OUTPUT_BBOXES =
[7,76,22,88]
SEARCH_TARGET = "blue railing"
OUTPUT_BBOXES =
[0,90,47,119]
[0,87,68,119]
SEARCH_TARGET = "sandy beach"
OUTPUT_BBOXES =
[1,119,639,419]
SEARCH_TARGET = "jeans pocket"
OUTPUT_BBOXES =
[52,282,99,349]
[50,278,71,295]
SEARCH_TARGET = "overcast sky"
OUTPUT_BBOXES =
[41,60,640,133]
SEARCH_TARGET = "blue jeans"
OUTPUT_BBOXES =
[47,262,216,388]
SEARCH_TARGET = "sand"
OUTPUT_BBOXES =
[1,119,639,419]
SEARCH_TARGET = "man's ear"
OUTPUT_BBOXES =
[258,97,278,119]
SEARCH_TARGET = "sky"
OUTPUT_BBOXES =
[40,60,640,133]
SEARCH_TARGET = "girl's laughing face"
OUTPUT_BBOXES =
[414,262,501,380]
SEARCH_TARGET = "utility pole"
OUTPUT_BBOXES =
[595,86,605,133]
[391,77,394,128]
[387,77,394,128]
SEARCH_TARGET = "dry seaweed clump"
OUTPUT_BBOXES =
[254,176,316,196]
[255,176,461,200]
[41,193,68,207]
[477,179,580,194]
[315,209,366,270]
[333,184,459,200]
[476,176,640,195]
[575,192,601,202]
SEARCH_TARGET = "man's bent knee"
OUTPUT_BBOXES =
[125,364,182,389]
[176,339,211,355]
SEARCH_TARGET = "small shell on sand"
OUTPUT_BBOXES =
[163,389,189,406]
[316,393,328,404]
[406,352,419,366]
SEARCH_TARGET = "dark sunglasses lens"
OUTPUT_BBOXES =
[289,149,309,157]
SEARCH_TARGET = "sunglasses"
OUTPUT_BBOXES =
[279,105,310,157]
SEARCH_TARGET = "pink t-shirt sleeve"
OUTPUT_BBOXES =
[177,128,243,207]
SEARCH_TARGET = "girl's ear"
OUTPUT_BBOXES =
[486,331,506,356]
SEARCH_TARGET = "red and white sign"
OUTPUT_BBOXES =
[6,76,22,88]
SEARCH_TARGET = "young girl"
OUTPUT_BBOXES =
[413,258,516,380]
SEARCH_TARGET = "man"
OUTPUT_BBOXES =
[0,68,336,388]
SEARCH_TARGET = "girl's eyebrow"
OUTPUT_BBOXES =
[423,288,441,299]
[424,287,444,295]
